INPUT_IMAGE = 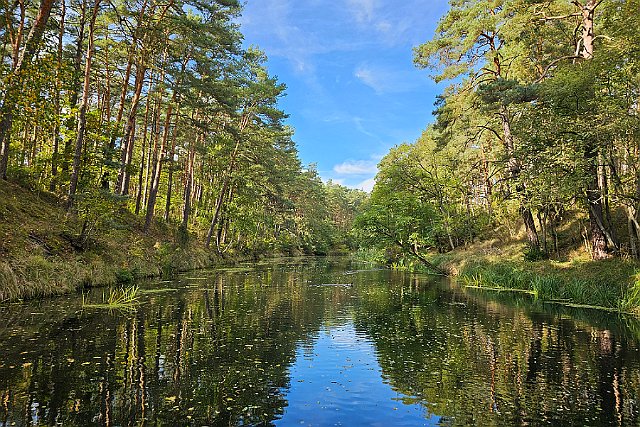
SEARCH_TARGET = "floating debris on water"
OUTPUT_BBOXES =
[310,283,353,288]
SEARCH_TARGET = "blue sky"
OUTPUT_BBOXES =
[238,0,449,191]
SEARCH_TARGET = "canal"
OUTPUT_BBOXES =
[1,257,639,426]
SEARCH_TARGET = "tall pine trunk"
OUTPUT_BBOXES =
[144,101,176,232]
[116,62,146,195]
[68,0,101,209]
[135,78,154,215]
[579,0,611,259]
[50,0,65,191]
[500,105,540,250]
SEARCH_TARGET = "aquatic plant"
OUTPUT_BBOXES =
[83,285,140,310]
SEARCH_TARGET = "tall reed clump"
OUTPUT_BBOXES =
[83,285,140,310]
[461,261,535,291]
[459,261,635,313]
[0,262,19,302]
[1,256,83,301]
[620,276,640,315]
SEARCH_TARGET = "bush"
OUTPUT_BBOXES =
[523,246,549,262]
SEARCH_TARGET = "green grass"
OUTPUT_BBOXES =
[83,285,140,310]
[411,233,640,315]
[0,180,222,302]
[451,258,640,315]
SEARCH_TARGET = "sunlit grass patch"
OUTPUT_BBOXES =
[453,256,640,314]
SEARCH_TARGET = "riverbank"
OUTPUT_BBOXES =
[0,181,219,302]
[428,240,640,315]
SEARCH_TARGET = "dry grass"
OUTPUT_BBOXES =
[0,181,219,302]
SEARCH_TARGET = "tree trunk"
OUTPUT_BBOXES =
[116,62,146,195]
[68,0,101,209]
[580,0,596,60]
[135,78,154,215]
[586,146,609,259]
[500,105,540,249]
[144,102,176,232]
[205,138,240,249]
[181,130,200,231]
[627,207,638,259]
[578,0,610,260]
[163,136,177,222]
[50,0,65,191]
[61,0,87,177]
[0,0,56,179]
[106,0,148,162]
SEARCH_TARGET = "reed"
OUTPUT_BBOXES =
[83,285,140,310]
[457,260,639,314]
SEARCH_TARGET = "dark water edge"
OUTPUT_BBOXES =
[1,257,639,426]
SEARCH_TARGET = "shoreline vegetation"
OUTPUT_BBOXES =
[1,180,216,302]
[356,239,640,316]
[0,180,357,302]
[2,0,640,321]
[442,248,640,316]
[0,0,367,302]
[2,176,640,317]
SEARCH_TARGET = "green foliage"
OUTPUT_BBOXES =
[72,189,128,249]
[0,0,365,277]
[355,132,491,258]
[115,268,135,285]
[523,247,549,262]
[457,258,640,313]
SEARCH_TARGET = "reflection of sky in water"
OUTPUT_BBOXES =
[1,258,640,426]
[277,323,437,427]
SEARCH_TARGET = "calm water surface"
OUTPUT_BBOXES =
[1,257,640,426]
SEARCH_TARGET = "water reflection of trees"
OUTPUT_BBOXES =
[0,260,348,426]
[2,261,640,426]
[354,273,640,425]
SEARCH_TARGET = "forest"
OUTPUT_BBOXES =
[2,1,640,423]
[2,0,640,307]
[357,0,640,266]
[0,0,365,263]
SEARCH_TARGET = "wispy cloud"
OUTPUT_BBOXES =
[334,159,379,175]
[346,0,378,24]
[329,156,380,192]
[354,64,422,94]
[353,117,379,139]
[240,0,365,77]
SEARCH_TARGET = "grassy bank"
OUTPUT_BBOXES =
[429,240,640,316]
[0,181,218,302]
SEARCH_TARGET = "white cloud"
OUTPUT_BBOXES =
[324,154,383,192]
[334,159,378,175]
[354,67,381,92]
[240,0,365,78]
[346,0,378,24]
[356,177,376,192]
